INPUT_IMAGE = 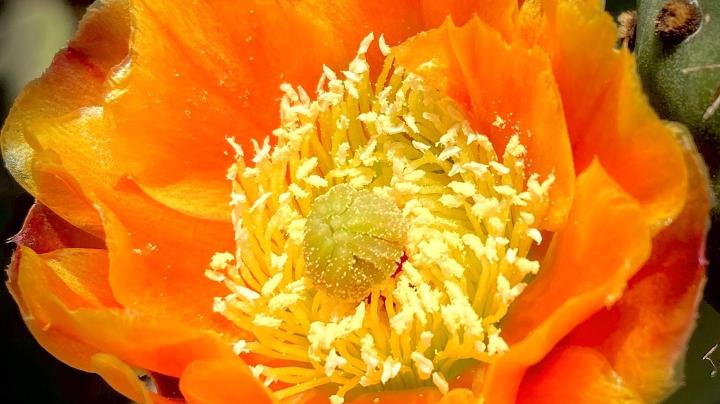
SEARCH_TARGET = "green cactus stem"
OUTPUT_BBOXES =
[635,0,720,185]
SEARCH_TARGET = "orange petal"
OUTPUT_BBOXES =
[7,209,114,317]
[350,388,476,404]
[6,212,110,372]
[393,17,574,230]
[20,311,99,372]
[482,161,651,404]
[537,125,712,402]
[180,357,274,404]
[28,150,105,237]
[3,5,240,335]
[29,248,117,310]
[8,228,258,402]
[106,0,426,221]
[27,108,237,335]
[97,192,238,336]
[12,246,238,377]
[0,0,129,234]
[91,353,179,404]
[419,0,518,38]
[350,388,442,404]
[522,0,687,231]
[517,346,644,403]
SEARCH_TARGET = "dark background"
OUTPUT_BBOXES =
[0,0,717,403]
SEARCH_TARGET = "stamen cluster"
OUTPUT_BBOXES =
[207,34,554,402]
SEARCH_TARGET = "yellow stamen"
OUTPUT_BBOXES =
[209,33,554,402]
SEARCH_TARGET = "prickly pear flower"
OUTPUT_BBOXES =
[1,1,711,403]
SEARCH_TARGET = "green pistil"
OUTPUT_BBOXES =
[303,184,407,301]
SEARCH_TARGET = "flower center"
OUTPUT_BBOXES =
[207,34,554,403]
[303,184,407,301]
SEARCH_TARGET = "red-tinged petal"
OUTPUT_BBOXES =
[0,0,130,234]
[12,203,104,254]
[7,213,111,372]
[393,17,574,230]
[482,161,651,404]
[517,346,644,403]
[533,125,712,402]
[180,357,275,404]
[520,0,687,231]
[107,0,427,222]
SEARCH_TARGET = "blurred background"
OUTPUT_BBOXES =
[0,0,717,403]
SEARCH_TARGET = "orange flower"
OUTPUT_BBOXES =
[1,0,711,403]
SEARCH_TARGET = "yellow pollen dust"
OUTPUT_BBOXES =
[208,33,554,402]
